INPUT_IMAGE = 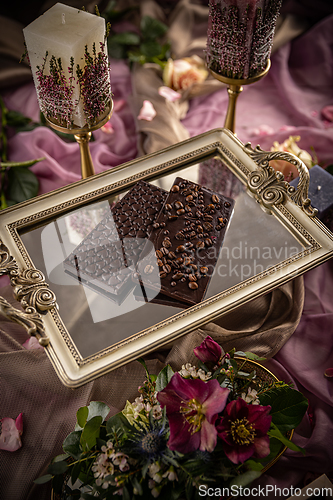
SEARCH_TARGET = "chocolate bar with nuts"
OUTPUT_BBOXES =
[136,177,234,306]
[63,181,167,302]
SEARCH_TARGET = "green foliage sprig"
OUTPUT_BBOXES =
[103,1,170,67]
[0,96,42,209]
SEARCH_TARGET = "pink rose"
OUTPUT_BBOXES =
[162,56,208,91]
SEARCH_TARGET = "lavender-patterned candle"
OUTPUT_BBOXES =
[206,0,282,79]
[23,3,111,128]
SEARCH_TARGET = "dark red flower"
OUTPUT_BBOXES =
[157,373,229,453]
[216,398,272,464]
[193,336,223,365]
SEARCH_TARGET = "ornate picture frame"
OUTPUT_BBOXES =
[0,128,332,387]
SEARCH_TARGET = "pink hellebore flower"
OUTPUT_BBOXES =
[157,373,229,453]
[216,398,271,464]
[193,335,223,365]
[137,100,156,121]
[0,413,23,451]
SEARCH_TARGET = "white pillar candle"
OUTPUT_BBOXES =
[23,3,111,128]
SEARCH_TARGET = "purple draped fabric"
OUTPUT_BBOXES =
[1,11,333,498]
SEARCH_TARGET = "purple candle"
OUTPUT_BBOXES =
[206,0,282,79]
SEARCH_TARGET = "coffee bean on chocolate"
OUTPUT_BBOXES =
[204,215,213,221]
[216,225,222,230]
[160,222,166,228]
[186,195,193,202]
[172,272,183,280]
[168,215,178,221]
[224,201,231,208]
[212,194,220,203]
[162,239,172,248]
[203,222,213,231]
[175,232,185,240]
[183,256,191,266]
[157,259,163,267]
[177,209,185,215]
[164,230,170,235]
[174,201,183,209]
[204,204,215,212]
[205,238,213,247]
[168,251,176,259]
[176,245,186,253]
[163,264,171,273]
[185,205,192,212]
[190,264,198,271]
[160,271,167,279]
[200,266,208,275]
[189,274,197,282]
[197,225,203,233]
[196,241,205,249]
[176,257,183,264]
[171,185,180,192]
[185,242,194,249]
[180,277,186,283]
[161,247,169,256]
[144,265,154,274]
[189,282,198,290]
[171,281,177,287]
[165,204,172,211]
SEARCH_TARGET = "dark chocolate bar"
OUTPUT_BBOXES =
[63,181,167,301]
[133,285,188,309]
[136,177,234,305]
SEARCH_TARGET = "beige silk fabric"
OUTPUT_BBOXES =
[0,2,305,499]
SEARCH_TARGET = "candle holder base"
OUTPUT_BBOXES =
[45,100,114,179]
[209,60,271,133]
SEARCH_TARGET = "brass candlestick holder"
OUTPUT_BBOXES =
[209,60,271,133]
[45,99,114,179]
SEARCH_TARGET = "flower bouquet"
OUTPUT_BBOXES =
[38,337,308,499]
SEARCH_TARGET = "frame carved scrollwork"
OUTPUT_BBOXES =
[0,240,55,345]
[243,143,318,217]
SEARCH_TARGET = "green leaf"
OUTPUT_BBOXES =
[107,39,127,59]
[77,406,89,429]
[242,351,266,362]
[131,475,143,495]
[80,415,102,451]
[1,157,45,169]
[7,167,39,203]
[259,386,308,432]
[268,423,305,454]
[71,460,82,485]
[122,485,131,500]
[230,469,262,487]
[86,401,110,423]
[140,16,168,40]
[155,364,175,392]
[244,460,264,471]
[111,32,140,46]
[63,430,82,459]
[33,474,53,484]
[106,411,132,435]
[139,41,162,58]
[53,453,70,462]
[6,110,32,128]
[48,460,69,475]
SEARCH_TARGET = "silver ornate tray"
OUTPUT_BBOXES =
[0,129,332,387]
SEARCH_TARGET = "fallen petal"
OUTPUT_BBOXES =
[0,413,23,451]
[22,336,44,350]
[137,100,156,121]
[158,86,181,102]
[101,120,114,134]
